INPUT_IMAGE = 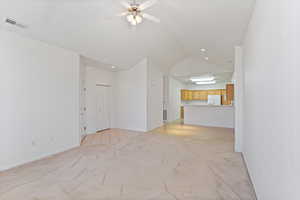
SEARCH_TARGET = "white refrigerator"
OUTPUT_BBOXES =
[208,95,221,106]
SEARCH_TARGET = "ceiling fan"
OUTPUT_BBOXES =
[118,0,160,26]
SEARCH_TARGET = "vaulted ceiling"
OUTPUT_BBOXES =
[0,0,254,72]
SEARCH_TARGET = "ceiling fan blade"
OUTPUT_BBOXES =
[139,0,158,10]
[143,13,160,23]
[116,11,129,17]
[120,1,131,8]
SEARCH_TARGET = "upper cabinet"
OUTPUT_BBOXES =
[181,90,188,101]
[187,90,193,100]
[181,85,234,105]
[181,89,221,101]
[207,90,222,95]
[192,90,207,101]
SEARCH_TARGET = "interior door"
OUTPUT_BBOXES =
[96,86,110,131]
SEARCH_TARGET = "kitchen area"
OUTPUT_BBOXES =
[180,77,234,128]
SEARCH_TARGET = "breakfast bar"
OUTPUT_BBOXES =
[184,105,234,128]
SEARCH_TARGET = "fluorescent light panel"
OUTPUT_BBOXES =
[196,80,216,85]
[190,77,215,82]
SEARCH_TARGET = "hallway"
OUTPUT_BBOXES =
[0,123,256,200]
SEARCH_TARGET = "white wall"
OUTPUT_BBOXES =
[233,46,244,152]
[147,61,163,130]
[167,77,185,122]
[114,59,148,132]
[242,1,300,199]
[85,67,115,134]
[84,59,163,133]
[0,30,80,171]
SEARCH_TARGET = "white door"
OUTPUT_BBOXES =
[96,86,110,131]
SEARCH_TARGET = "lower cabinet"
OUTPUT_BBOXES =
[180,106,184,119]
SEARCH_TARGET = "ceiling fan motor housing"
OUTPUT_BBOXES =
[128,5,140,12]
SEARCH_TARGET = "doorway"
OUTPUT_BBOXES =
[96,85,111,132]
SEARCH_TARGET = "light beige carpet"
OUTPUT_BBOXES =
[0,123,256,200]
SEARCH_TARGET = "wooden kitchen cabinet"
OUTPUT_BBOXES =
[192,90,201,100]
[180,106,184,119]
[192,90,199,100]
[221,95,231,105]
[200,90,208,101]
[191,90,207,101]
[181,90,187,100]
[187,90,193,100]
[221,89,226,96]
[226,84,234,102]
[181,89,193,101]
[207,90,221,95]
[181,88,231,102]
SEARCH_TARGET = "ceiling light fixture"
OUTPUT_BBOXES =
[112,66,116,69]
[196,80,216,85]
[205,57,209,60]
[127,12,143,26]
[120,0,160,26]
[200,48,206,52]
[190,77,215,82]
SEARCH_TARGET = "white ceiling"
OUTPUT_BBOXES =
[0,0,254,71]
[170,55,233,84]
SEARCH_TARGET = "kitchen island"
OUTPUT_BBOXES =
[184,105,234,128]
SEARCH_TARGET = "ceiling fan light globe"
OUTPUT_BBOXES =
[135,15,143,24]
[127,14,134,22]
[131,20,137,26]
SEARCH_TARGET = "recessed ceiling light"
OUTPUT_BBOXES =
[205,57,209,60]
[200,48,206,52]
[112,66,116,69]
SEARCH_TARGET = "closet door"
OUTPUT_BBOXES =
[96,86,110,131]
